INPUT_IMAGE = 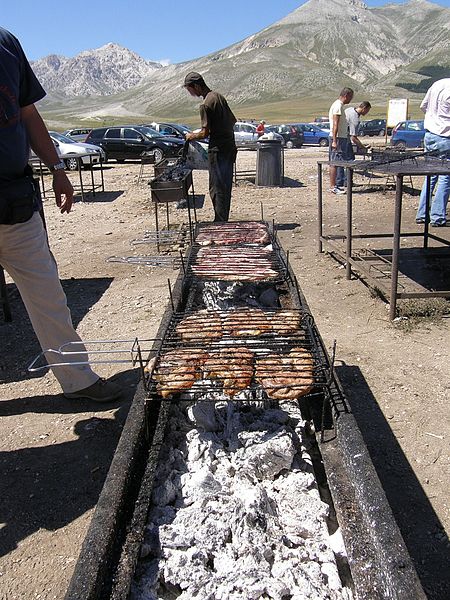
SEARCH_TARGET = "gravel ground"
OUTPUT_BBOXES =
[0,146,449,600]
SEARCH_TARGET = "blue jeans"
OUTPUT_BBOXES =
[329,137,354,187]
[416,131,450,224]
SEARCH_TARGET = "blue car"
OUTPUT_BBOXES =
[296,123,330,146]
[390,120,425,149]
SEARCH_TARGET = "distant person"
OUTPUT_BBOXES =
[256,120,266,137]
[345,101,372,157]
[328,87,354,194]
[415,78,450,227]
[184,72,237,222]
[0,27,122,402]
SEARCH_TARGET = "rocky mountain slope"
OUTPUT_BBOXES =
[37,0,450,123]
[31,43,161,96]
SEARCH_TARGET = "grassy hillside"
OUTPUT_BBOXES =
[41,95,425,131]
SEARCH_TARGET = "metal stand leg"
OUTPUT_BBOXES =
[424,175,431,249]
[186,198,193,244]
[346,167,353,280]
[89,156,96,197]
[318,163,323,253]
[0,266,12,322]
[78,160,85,201]
[390,175,403,320]
[154,202,160,253]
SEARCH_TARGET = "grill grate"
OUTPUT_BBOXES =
[145,307,331,401]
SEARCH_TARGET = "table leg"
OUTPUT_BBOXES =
[100,158,105,192]
[78,160,85,202]
[423,175,431,249]
[390,175,403,320]
[317,162,323,253]
[346,167,353,280]
[155,202,160,253]
[90,156,95,197]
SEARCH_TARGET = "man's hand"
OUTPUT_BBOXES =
[53,170,73,214]
[331,139,337,150]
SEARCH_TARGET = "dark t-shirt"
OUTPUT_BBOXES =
[0,27,46,182]
[200,91,236,151]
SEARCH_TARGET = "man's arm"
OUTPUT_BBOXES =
[20,104,73,214]
[350,133,368,152]
[185,126,209,142]
[420,89,430,114]
[331,114,340,149]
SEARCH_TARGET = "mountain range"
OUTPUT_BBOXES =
[35,0,450,126]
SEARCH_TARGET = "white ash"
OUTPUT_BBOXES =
[131,400,353,600]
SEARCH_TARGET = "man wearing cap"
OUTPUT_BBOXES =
[184,72,237,222]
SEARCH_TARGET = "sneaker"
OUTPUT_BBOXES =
[415,218,425,224]
[431,221,448,228]
[329,187,346,195]
[64,378,123,403]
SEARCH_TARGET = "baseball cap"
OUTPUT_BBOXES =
[183,72,205,87]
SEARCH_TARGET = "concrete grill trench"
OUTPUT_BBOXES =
[131,399,352,600]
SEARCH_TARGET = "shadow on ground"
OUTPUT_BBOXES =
[74,191,124,204]
[0,277,114,384]
[0,367,137,558]
[336,364,450,600]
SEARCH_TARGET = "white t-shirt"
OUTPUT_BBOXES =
[420,78,450,137]
[345,107,360,136]
[329,99,349,138]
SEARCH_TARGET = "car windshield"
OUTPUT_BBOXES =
[50,132,76,144]
[138,126,161,139]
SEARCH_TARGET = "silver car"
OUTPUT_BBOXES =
[62,128,92,142]
[49,132,105,170]
[233,122,284,149]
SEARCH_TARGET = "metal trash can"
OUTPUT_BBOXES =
[256,139,283,187]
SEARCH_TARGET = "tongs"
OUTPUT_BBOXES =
[180,139,190,163]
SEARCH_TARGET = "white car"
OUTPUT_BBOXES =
[233,122,284,149]
[49,132,105,170]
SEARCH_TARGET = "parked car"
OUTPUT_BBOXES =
[265,124,304,148]
[62,128,92,142]
[358,119,392,137]
[147,122,192,139]
[233,122,284,148]
[390,120,426,149]
[48,132,105,170]
[85,126,185,163]
[297,123,330,146]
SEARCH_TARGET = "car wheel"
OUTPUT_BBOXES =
[393,141,406,150]
[153,148,164,163]
[379,129,385,136]
[286,141,294,149]
[319,138,329,147]
[102,154,108,164]
[65,157,79,171]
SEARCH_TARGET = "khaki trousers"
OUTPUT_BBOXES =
[0,212,98,393]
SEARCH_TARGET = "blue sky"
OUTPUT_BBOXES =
[2,0,449,64]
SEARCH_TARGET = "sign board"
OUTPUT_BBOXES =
[387,99,409,128]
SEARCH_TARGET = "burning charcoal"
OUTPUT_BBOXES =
[232,429,296,481]
[187,401,221,431]
[132,401,353,600]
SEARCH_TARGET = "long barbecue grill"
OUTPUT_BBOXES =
[63,219,426,600]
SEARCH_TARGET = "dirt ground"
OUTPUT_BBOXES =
[0,146,449,600]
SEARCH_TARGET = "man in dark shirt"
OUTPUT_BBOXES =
[0,27,122,402]
[184,72,237,221]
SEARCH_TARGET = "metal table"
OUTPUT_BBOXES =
[317,157,450,319]
[30,154,105,201]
